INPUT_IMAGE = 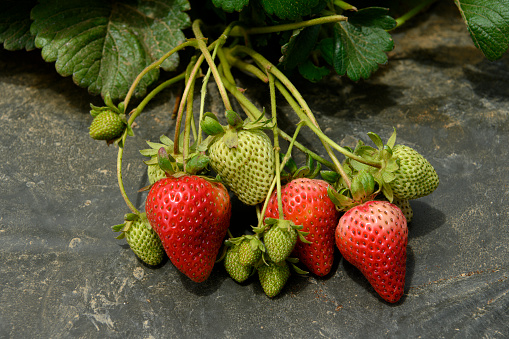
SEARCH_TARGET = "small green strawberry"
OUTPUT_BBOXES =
[258,260,291,298]
[89,110,126,140]
[238,235,263,266]
[263,219,299,263]
[391,145,439,200]
[224,245,252,283]
[202,111,275,206]
[393,198,413,223]
[113,213,164,266]
[338,129,439,202]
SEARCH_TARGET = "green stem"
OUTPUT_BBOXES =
[182,75,196,172]
[220,71,335,169]
[123,40,197,113]
[256,122,304,229]
[230,46,357,187]
[394,0,438,28]
[224,48,269,83]
[192,21,232,112]
[197,41,225,145]
[174,55,203,155]
[127,72,186,125]
[117,133,139,215]
[117,72,187,215]
[274,80,380,168]
[268,73,284,219]
[231,15,347,36]
[333,0,357,11]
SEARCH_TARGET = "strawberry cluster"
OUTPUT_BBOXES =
[94,22,439,304]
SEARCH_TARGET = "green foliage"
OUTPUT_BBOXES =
[330,8,397,81]
[454,0,509,60]
[1,0,508,100]
[258,0,325,20]
[0,0,37,51]
[30,0,190,100]
[212,0,250,12]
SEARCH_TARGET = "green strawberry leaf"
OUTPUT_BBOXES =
[454,0,509,60]
[30,0,191,101]
[298,59,330,83]
[280,25,321,71]
[0,0,37,51]
[212,0,250,12]
[331,7,396,81]
[258,0,324,20]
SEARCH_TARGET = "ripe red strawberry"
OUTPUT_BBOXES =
[145,175,231,282]
[264,178,341,276]
[335,201,408,303]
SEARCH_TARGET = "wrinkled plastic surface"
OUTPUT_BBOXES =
[1,3,508,338]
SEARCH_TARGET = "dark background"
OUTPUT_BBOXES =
[1,2,508,338]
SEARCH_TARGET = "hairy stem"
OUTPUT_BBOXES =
[192,20,232,112]
[394,0,438,28]
[220,71,336,169]
[123,40,197,113]
[268,73,284,219]
[231,15,347,36]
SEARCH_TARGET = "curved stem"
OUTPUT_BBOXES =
[117,73,187,215]
[174,55,204,155]
[127,72,186,125]
[230,15,347,36]
[117,133,139,215]
[123,40,198,113]
[192,21,232,112]
[268,73,284,219]
[394,0,438,29]
[220,70,336,169]
[256,122,304,229]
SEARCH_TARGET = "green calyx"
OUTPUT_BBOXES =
[328,170,377,211]
[200,110,273,149]
[280,152,322,183]
[140,134,210,180]
[226,234,265,267]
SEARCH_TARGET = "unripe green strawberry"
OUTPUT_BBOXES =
[89,111,126,140]
[238,238,262,266]
[147,164,167,184]
[224,245,252,283]
[391,145,439,200]
[263,224,298,263]
[208,130,275,205]
[115,213,164,266]
[258,261,290,298]
[393,198,413,223]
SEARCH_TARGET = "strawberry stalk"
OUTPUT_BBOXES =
[192,20,233,112]
[393,0,438,29]
[123,39,198,114]
[256,122,304,230]
[332,1,357,11]
[229,46,353,183]
[174,54,203,156]
[115,72,188,214]
[268,73,285,219]
[230,15,347,37]
[219,71,335,170]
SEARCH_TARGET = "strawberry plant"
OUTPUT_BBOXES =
[3,0,506,302]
